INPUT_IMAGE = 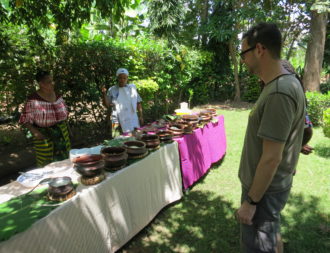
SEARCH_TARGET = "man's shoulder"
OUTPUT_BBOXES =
[267,74,304,98]
[276,74,301,92]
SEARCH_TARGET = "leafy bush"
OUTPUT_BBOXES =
[134,79,159,109]
[320,80,330,94]
[1,34,225,128]
[241,75,262,102]
[323,108,330,138]
[306,91,330,126]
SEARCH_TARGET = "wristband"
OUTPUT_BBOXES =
[246,195,259,205]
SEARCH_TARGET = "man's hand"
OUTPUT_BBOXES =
[236,201,257,225]
[301,144,314,155]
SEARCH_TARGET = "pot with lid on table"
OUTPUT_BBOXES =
[47,176,76,201]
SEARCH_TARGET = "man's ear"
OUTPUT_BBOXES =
[256,43,266,56]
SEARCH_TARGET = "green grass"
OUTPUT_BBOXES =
[120,107,330,253]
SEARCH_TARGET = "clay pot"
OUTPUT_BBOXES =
[199,112,212,123]
[73,154,104,177]
[156,130,173,143]
[205,108,217,116]
[141,134,160,149]
[48,177,74,197]
[124,140,147,156]
[168,124,184,137]
[182,114,199,122]
[101,147,128,170]
[183,123,194,134]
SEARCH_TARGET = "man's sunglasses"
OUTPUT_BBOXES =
[239,46,256,59]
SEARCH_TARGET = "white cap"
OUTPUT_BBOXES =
[116,68,129,76]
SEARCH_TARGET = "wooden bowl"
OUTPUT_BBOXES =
[101,147,128,169]
[124,140,147,155]
[141,134,160,149]
[156,130,173,142]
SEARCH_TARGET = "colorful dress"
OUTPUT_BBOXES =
[19,93,71,167]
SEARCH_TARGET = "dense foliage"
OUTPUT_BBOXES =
[306,91,330,126]
[1,35,235,125]
[323,107,330,138]
[0,0,329,125]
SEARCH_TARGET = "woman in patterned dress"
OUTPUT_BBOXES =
[19,70,71,167]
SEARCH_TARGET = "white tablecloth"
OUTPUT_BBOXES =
[0,142,183,253]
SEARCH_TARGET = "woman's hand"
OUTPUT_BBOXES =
[101,86,114,108]
[139,115,144,126]
[24,123,46,140]
[101,86,107,94]
[33,131,46,140]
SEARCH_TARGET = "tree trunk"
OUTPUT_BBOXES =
[303,11,328,92]
[229,38,240,101]
[200,0,209,47]
[286,30,299,60]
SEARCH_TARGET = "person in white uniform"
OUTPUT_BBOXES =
[102,68,143,134]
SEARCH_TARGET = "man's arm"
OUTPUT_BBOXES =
[237,139,284,225]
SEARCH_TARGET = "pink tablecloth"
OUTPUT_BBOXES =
[175,115,226,189]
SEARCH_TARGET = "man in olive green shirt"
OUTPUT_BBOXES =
[236,23,305,253]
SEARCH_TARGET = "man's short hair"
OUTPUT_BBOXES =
[36,70,51,82]
[242,23,282,59]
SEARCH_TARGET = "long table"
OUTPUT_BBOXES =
[0,115,227,252]
[0,142,183,253]
[176,115,226,189]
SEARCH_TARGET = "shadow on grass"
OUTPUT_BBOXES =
[120,190,329,253]
[282,192,330,253]
[120,190,240,253]
[314,143,330,158]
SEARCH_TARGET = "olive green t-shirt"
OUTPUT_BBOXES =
[239,74,306,193]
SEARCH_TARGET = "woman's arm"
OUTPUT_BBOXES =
[137,102,144,126]
[101,86,113,108]
[24,123,45,140]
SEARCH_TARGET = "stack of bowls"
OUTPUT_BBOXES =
[141,134,161,150]
[156,130,173,143]
[101,147,128,171]
[168,124,184,138]
[72,154,104,177]
[199,111,212,123]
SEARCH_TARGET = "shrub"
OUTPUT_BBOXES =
[320,80,330,94]
[306,91,330,126]
[241,75,262,102]
[323,108,330,138]
[134,79,159,109]
[1,34,228,128]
